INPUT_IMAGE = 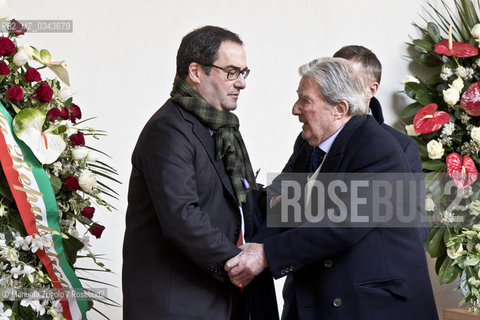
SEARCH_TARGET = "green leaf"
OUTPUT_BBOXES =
[413,39,434,52]
[62,235,85,266]
[427,22,442,42]
[438,256,461,284]
[429,226,446,257]
[414,52,443,68]
[418,143,428,159]
[400,102,422,119]
[49,175,62,195]
[404,82,422,99]
[435,255,447,275]
[460,269,471,297]
[415,89,434,106]
[422,160,447,171]
[465,256,480,266]
[444,227,453,244]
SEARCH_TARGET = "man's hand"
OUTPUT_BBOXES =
[224,243,268,288]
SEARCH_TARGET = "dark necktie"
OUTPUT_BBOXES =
[310,147,326,173]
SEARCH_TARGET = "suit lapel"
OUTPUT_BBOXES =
[178,107,237,201]
[292,142,312,172]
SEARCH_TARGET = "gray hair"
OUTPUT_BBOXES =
[298,57,367,116]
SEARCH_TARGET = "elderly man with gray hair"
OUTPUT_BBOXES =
[225,57,437,320]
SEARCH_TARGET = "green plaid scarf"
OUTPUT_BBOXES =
[170,76,257,204]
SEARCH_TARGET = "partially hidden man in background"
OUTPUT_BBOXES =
[225,57,438,320]
[123,26,277,320]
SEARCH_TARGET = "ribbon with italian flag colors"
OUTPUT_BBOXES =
[0,103,88,320]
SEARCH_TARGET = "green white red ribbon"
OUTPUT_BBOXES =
[0,103,87,320]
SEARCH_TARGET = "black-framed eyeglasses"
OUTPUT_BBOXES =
[205,64,250,80]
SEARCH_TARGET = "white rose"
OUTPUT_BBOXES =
[402,75,420,84]
[427,140,444,159]
[0,0,11,19]
[450,77,464,91]
[405,124,420,137]
[71,147,89,160]
[86,150,100,162]
[13,51,28,67]
[425,198,435,211]
[78,170,97,193]
[443,87,460,106]
[472,127,480,145]
[59,87,74,101]
[473,24,480,42]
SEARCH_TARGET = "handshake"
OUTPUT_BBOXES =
[224,243,268,288]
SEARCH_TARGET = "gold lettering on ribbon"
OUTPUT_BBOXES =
[0,112,8,135]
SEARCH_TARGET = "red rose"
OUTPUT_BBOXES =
[6,85,23,102]
[0,61,9,75]
[46,108,61,121]
[90,223,105,239]
[25,67,41,82]
[64,176,80,191]
[0,37,16,56]
[70,132,85,146]
[60,107,69,120]
[32,81,53,103]
[9,19,26,36]
[81,207,95,219]
[70,104,82,123]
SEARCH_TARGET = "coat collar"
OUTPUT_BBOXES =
[176,103,237,201]
[369,97,384,124]
[320,115,367,172]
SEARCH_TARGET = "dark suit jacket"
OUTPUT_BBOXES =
[123,99,255,319]
[263,116,437,320]
[369,97,423,173]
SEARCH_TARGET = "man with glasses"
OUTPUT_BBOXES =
[123,26,277,320]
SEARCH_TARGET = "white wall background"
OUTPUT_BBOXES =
[9,0,462,318]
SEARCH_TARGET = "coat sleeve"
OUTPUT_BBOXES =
[137,117,241,281]
[264,129,411,279]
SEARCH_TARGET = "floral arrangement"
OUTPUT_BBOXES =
[402,0,480,311]
[0,13,118,320]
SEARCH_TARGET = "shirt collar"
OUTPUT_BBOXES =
[318,125,345,154]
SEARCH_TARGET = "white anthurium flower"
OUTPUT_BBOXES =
[13,50,28,67]
[12,108,66,164]
[71,147,89,160]
[17,44,34,60]
[78,170,97,193]
[403,75,420,84]
[59,87,74,101]
[0,0,11,20]
[447,244,464,259]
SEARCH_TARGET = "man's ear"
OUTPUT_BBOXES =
[334,100,349,119]
[187,62,202,84]
[366,81,379,100]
